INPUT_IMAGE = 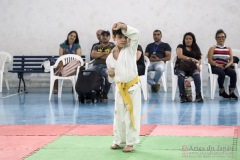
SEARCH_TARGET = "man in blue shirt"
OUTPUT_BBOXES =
[145,30,171,92]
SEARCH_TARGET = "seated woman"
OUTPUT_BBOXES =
[208,29,238,100]
[136,45,145,76]
[54,30,82,93]
[59,30,82,56]
[174,32,203,103]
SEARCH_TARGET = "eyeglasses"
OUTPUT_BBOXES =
[216,36,226,40]
[153,34,161,36]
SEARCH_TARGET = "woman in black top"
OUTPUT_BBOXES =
[136,45,145,76]
[174,32,203,103]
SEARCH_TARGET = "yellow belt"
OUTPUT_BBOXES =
[117,76,139,129]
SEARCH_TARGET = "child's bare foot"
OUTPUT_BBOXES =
[122,145,134,152]
[110,144,120,149]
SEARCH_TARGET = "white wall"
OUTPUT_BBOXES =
[1,0,240,87]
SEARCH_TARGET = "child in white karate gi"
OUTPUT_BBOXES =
[106,22,141,152]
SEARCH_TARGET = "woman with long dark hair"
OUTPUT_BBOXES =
[174,32,203,103]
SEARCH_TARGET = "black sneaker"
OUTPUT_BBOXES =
[219,91,230,99]
[151,84,160,92]
[180,94,187,103]
[151,85,156,92]
[103,94,108,100]
[229,92,238,100]
[195,93,203,102]
[155,84,160,92]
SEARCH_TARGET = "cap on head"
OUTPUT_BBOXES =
[101,30,110,36]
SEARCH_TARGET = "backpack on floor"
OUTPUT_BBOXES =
[75,70,104,103]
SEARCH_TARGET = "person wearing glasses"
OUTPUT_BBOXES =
[145,30,171,92]
[208,29,238,100]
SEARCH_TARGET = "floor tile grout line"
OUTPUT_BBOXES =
[0,92,20,98]
[177,104,191,124]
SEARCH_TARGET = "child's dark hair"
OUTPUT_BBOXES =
[112,29,124,36]
[215,29,227,38]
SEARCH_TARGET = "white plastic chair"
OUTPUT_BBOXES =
[232,49,240,95]
[85,59,95,69]
[49,54,84,100]
[0,51,12,92]
[148,61,169,92]
[204,54,239,99]
[232,49,240,59]
[140,56,150,100]
[171,55,203,101]
[161,61,169,92]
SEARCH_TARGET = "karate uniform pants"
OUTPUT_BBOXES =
[113,83,141,146]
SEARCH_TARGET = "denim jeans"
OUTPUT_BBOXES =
[174,68,201,95]
[86,64,111,95]
[147,61,165,85]
[211,66,237,89]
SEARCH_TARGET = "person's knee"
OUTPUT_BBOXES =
[214,70,225,78]
[174,69,185,77]
[154,70,164,76]
[155,65,165,72]
[177,73,185,78]
[232,71,237,77]
[218,73,226,78]
[192,70,200,75]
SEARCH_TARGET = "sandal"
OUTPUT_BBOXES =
[122,145,134,152]
[110,144,120,149]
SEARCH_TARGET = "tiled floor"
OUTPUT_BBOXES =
[1,87,239,160]
[0,87,239,126]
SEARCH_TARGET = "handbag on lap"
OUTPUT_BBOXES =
[177,59,197,71]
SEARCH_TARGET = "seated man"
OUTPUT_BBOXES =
[90,29,102,61]
[90,29,114,61]
[87,30,115,100]
[145,29,171,92]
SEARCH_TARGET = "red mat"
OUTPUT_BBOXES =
[0,125,238,137]
[0,125,77,136]
[0,136,57,160]
[0,125,239,160]
[65,124,157,136]
[66,124,113,135]
[149,125,239,137]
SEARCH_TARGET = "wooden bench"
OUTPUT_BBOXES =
[9,55,86,93]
